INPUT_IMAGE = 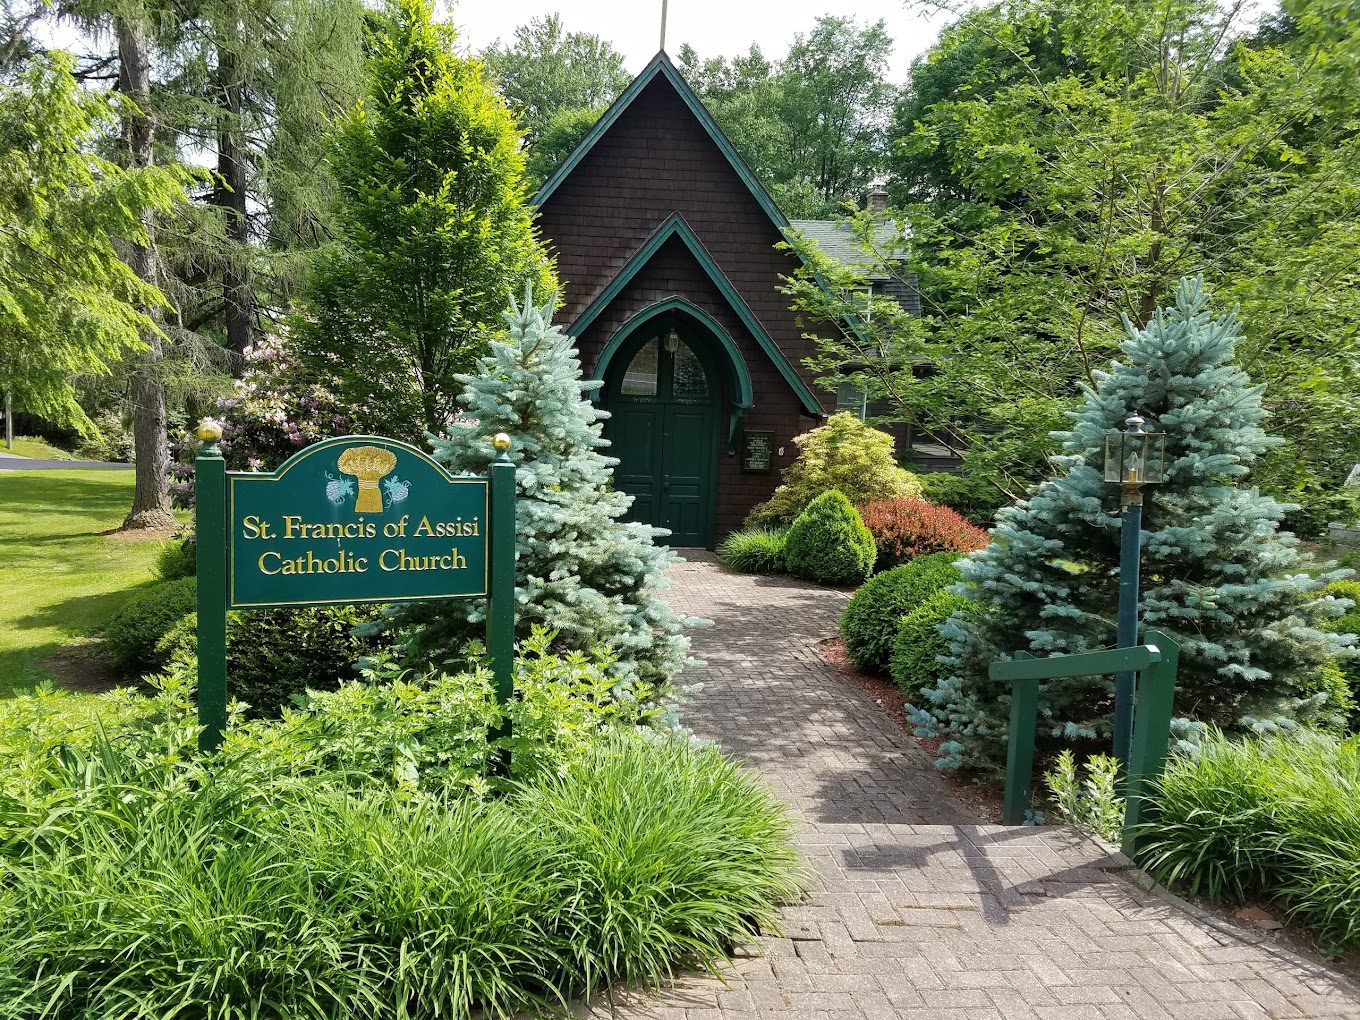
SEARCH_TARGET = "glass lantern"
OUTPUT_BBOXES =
[1104,413,1166,486]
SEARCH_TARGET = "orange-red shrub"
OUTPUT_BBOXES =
[857,498,988,570]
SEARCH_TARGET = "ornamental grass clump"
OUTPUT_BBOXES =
[839,553,962,674]
[0,656,800,1019]
[783,490,875,586]
[716,527,787,574]
[1140,731,1360,950]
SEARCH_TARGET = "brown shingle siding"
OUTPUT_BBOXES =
[536,74,831,537]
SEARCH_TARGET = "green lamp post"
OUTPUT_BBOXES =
[1105,413,1166,767]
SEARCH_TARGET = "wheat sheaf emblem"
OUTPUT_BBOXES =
[337,446,397,514]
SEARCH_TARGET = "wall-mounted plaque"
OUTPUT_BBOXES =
[742,430,775,474]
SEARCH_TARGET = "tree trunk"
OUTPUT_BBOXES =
[4,387,12,450]
[118,9,176,531]
[216,30,253,360]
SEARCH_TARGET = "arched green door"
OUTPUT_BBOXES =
[605,325,719,548]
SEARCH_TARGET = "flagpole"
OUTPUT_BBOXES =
[659,0,668,51]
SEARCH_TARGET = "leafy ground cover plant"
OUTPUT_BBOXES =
[1043,750,1124,843]
[0,649,800,1019]
[1140,731,1360,951]
[747,412,921,528]
[716,527,787,574]
[840,552,961,674]
[857,498,987,571]
[154,531,197,580]
[783,490,876,587]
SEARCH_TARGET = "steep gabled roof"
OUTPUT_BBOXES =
[532,51,790,231]
[568,214,823,417]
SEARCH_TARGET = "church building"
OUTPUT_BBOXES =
[533,52,918,548]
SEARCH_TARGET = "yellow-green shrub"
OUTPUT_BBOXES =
[748,413,921,527]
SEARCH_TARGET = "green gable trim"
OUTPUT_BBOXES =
[533,51,790,231]
[569,213,823,418]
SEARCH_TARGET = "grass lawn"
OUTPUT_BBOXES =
[0,469,181,696]
[3,435,76,460]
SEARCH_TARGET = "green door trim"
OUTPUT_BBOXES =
[591,297,753,454]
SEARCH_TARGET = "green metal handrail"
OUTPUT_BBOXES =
[987,628,1180,855]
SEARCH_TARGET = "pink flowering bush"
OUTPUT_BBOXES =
[171,333,358,508]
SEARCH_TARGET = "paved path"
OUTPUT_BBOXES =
[587,553,1360,1019]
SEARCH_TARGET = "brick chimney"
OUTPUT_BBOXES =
[866,187,889,214]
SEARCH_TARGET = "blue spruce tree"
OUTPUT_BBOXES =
[910,278,1352,770]
[398,289,696,699]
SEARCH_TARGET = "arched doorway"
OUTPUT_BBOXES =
[604,315,722,547]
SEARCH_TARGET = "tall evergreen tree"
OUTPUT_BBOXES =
[0,53,184,436]
[399,289,694,699]
[909,279,1352,771]
[298,0,552,441]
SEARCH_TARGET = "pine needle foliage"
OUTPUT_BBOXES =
[911,279,1354,771]
[398,290,694,699]
[747,412,921,528]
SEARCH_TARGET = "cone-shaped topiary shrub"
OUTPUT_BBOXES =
[839,553,962,673]
[783,490,875,586]
[891,588,977,699]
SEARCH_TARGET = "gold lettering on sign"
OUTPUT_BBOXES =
[259,550,369,575]
[378,548,469,572]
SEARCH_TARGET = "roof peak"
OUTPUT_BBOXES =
[531,50,789,230]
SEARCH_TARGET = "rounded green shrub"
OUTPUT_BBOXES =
[783,490,875,587]
[716,527,786,574]
[890,587,976,699]
[838,552,962,673]
[157,604,386,717]
[154,532,197,580]
[104,577,198,674]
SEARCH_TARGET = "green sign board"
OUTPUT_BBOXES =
[195,428,517,752]
[227,437,488,608]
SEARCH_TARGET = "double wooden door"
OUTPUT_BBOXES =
[606,332,718,548]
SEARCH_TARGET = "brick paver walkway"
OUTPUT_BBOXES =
[586,553,1360,1019]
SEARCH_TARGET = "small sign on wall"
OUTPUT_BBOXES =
[742,429,775,474]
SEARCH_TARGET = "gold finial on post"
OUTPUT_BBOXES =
[492,432,512,452]
[197,418,224,444]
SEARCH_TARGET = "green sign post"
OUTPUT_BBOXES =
[194,423,516,750]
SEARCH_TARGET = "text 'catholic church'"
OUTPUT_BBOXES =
[533,52,932,549]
